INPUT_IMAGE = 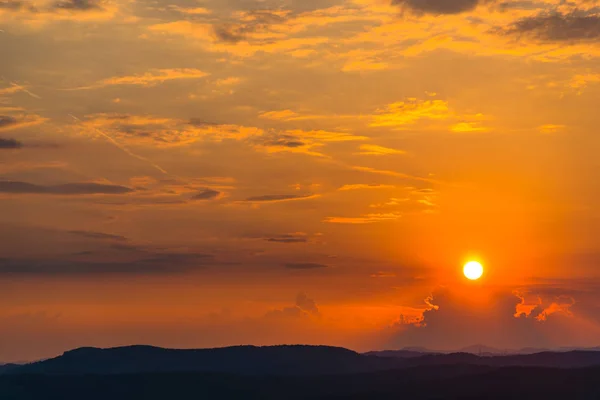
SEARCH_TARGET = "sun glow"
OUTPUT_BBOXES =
[463,261,484,280]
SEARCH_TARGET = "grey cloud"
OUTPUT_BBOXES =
[214,25,246,43]
[263,137,306,148]
[494,11,600,41]
[385,287,590,350]
[0,138,22,149]
[191,189,221,200]
[265,305,306,319]
[245,194,314,202]
[0,0,24,10]
[0,116,18,129]
[52,0,103,11]
[0,181,134,195]
[267,234,308,243]
[0,252,213,275]
[392,0,480,15]
[213,10,288,43]
[285,262,328,269]
[296,292,319,315]
[67,230,128,241]
[265,292,320,319]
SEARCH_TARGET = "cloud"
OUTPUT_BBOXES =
[392,0,480,15]
[338,184,395,191]
[0,137,22,149]
[351,166,440,184]
[256,129,366,158]
[568,73,600,91]
[147,6,361,58]
[284,262,329,269]
[74,69,209,90]
[213,10,289,43]
[265,293,321,319]
[0,0,118,21]
[538,124,566,133]
[358,144,406,156]
[384,287,599,350]
[261,136,306,148]
[0,114,47,132]
[295,292,320,315]
[0,116,18,129]
[0,1,27,10]
[67,230,128,241]
[0,252,213,275]
[371,271,397,278]
[169,6,212,15]
[495,11,600,42]
[451,122,487,132]
[370,98,452,128]
[0,181,134,195]
[52,0,103,11]
[80,114,262,147]
[191,188,221,200]
[266,233,309,243]
[259,109,324,122]
[324,212,402,224]
[245,194,319,203]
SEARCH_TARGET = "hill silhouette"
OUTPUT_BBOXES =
[8,345,600,376]
[5,346,600,399]
[11,345,396,376]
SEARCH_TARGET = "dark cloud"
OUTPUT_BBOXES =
[496,0,545,11]
[266,234,308,243]
[265,292,320,319]
[263,137,306,148]
[392,0,480,15]
[214,25,246,43]
[245,194,314,202]
[0,181,134,195]
[213,10,288,43]
[52,0,103,11]
[0,252,213,275]
[295,292,320,315]
[494,11,600,41]
[0,138,23,149]
[285,262,329,269]
[191,189,221,201]
[187,118,218,127]
[67,230,128,242]
[384,287,596,351]
[0,0,24,10]
[0,116,18,129]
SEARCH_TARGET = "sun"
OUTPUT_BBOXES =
[463,261,484,280]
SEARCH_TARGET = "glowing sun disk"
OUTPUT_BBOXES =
[463,261,484,280]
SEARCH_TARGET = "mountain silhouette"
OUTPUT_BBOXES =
[9,345,600,377]
[11,345,396,376]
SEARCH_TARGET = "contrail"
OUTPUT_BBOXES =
[10,82,42,99]
[68,114,169,175]
[0,76,41,99]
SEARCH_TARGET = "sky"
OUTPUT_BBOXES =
[1,0,600,362]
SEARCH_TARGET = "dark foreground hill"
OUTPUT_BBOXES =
[10,345,396,376]
[9,345,600,376]
[3,365,600,399]
[6,346,600,399]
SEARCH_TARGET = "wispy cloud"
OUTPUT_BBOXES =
[71,69,209,90]
[358,144,406,156]
[324,213,402,224]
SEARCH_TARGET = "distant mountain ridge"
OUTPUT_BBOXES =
[6,344,600,376]
[9,345,396,376]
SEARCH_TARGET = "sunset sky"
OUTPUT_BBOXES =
[1,0,600,362]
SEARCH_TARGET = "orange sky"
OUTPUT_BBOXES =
[1,0,600,362]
